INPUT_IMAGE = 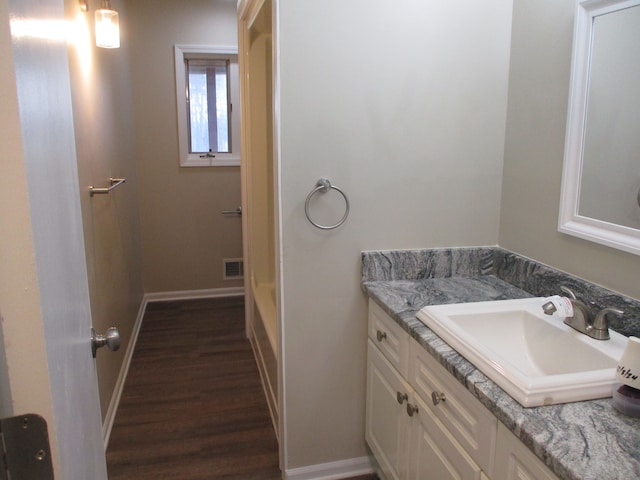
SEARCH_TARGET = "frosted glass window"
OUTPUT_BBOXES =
[174,45,239,167]
[186,59,230,154]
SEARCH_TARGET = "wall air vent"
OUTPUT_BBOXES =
[223,258,244,280]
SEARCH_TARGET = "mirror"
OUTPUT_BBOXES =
[559,0,640,255]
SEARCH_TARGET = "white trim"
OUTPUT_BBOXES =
[558,0,640,255]
[174,44,241,167]
[272,0,287,472]
[102,295,147,448]
[284,456,376,480]
[144,287,245,303]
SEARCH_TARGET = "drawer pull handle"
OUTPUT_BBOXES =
[376,330,387,342]
[431,391,446,406]
[396,392,408,405]
[406,403,419,417]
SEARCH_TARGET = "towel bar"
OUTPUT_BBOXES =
[89,178,126,196]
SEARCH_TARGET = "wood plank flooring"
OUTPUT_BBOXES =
[106,297,378,480]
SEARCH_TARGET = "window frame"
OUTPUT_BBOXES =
[174,45,240,167]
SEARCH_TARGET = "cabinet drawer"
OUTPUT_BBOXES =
[494,422,559,480]
[409,338,497,477]
[409,393,483,480]
[368,300,409,378]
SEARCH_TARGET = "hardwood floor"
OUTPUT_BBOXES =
[106,297,378,480]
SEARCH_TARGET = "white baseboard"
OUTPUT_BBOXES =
[145,287,245,303]
[102,286,245,448]
[284,456,375,480]
[102,295,147,449]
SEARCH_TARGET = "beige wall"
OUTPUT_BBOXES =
[499,0,640,301]
[128,0,243,294]
[67,0,243,421]
[277,0,513,470]
[67,0,144,420]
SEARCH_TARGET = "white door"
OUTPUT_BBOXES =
[6,0,108,478]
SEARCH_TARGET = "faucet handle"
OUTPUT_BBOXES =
[593,307,624,330]
[560,286,577,300]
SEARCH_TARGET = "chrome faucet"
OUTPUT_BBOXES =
[542,286,623,340]
[592,307,625,340]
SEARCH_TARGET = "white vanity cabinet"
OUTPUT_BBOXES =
[365,300,560,480]
[493,423,559,480]
[409,339,498,477]
[366,340,411,480]
[368,300,409,375]
[407,391,484,479]
[366,301,488,480]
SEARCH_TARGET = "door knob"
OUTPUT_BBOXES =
[91,327,120,358]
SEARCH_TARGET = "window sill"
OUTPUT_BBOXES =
[180,155,240,167]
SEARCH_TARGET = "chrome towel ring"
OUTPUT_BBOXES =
[304,178,350,230]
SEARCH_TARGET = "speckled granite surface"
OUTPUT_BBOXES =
[362,247,640,337]
[362,247,640,480]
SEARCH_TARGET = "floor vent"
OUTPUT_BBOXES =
[223,258,244,280]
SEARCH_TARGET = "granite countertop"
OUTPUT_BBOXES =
[362,248,640,480]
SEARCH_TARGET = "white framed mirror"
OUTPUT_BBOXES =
[559,0,640,255]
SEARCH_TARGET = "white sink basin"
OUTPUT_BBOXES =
[416,298,628,407]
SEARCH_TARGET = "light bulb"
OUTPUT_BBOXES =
[95,4,119,48]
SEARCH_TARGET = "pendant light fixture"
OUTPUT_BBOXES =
[95,0,120,48]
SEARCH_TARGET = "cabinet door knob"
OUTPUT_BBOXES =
[376,330,387,342]
[406,403,419,417]
[431,391,446,406]
[396,392,408,405]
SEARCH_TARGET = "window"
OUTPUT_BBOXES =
[174,45,240,167]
